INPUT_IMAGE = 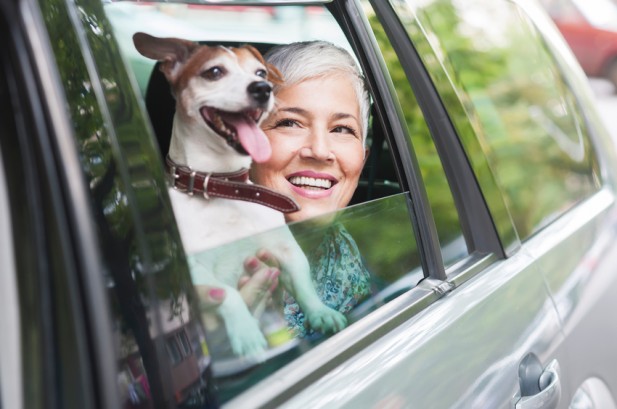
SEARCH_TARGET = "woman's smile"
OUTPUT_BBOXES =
[287,170,337,196]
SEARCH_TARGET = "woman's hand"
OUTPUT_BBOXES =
[194,250,280,315]
[239,249,281,315]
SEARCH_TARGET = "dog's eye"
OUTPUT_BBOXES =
[255,69,267,78]
[202,66,225,80]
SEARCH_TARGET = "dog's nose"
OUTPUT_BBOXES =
[248,81,272,104]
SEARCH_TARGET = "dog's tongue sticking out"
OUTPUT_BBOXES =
[222,112,272,163]
[233,115,272,163]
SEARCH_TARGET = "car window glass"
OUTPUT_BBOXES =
[362,1,469,266]
[391,0,601,240]
[189,194,419,402]
[39,2,216,408]
[103,2,428,404]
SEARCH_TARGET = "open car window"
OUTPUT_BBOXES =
[188,194,419,400]
[103,1,468,405]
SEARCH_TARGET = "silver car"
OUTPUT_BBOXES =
[1,0,617,408]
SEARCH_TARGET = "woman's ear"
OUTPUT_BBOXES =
[363,147,370,164]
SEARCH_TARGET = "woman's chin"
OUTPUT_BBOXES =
[286,211,337,226]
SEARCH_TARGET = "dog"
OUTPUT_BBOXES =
[133,33,347,358]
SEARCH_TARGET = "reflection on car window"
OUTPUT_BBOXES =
[189,193,420,402]
[393,0,601,240]
[362,1,469,267]
[103,2,424,405]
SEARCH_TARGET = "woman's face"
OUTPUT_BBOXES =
[252,74,367,223]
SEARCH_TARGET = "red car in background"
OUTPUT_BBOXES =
[541,0,617,90]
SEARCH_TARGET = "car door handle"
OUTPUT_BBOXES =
[516,359,561,409]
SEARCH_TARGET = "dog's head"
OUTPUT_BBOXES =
[133,32,282,164]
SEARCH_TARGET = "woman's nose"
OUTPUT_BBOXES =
[300,129,334,161]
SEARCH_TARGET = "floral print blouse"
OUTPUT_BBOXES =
[283,223,371,338]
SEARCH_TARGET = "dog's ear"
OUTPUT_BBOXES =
[266,63,284,86]
[242,45,284,85]
[133,32,198,83]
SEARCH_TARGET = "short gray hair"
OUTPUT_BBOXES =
[264,41,370,144]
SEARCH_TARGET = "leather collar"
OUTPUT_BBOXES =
[165,156,299,214]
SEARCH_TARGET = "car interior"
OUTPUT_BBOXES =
[142,40,403,207]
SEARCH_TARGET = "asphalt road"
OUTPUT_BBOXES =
[588,78,617,143]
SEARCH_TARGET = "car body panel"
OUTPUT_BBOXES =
[526,188,617,407]
[278,248,561,409]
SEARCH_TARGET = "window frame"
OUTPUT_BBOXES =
[3,1,121,408]
[368,0,507,262]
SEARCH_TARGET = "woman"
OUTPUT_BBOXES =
[203,40,372,338]
[250,40,372,337]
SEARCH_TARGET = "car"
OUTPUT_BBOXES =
[2,0,617,408]
[539,0,617,90]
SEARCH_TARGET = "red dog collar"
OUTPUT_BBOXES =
[165,156,299,214]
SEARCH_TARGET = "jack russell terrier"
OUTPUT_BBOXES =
[133,33,347,358]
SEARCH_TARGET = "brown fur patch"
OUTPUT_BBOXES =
[241,45,283,85]
[173,46,227,91]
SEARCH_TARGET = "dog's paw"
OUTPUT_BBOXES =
[227,317,268,359]
[306,306,347,334]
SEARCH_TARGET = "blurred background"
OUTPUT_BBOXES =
[539,0,617,141]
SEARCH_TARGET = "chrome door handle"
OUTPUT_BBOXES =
[516,359,561,409]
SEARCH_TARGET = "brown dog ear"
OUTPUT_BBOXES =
[266,63,284,86]
[242,45,284,85]
[133,32,198,83]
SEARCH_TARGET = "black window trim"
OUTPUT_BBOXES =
[12,1,121,409]
[367,0,507,262]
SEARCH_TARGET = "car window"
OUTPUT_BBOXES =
[38,2,217,408]
[390,0,601,241]
[361,0,469,267]
[103,1,448,403]
[189,195,419,402]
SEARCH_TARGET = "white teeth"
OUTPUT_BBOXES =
[209,112,235,138]
[288,176,332,189]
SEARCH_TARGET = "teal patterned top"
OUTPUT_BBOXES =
[284,223,371,337]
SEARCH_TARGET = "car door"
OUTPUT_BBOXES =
[253,0,609,407]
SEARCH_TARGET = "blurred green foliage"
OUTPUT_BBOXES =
[391,0,600,239]
[365,3,466,264]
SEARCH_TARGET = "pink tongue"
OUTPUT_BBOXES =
[223,113,271,163]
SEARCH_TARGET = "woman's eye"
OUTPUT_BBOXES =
[332,125,357,136]
[202,66,225,80]
[275,119,299,128]
[255,69,267,78]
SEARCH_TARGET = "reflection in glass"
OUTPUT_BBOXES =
[42,0,218,407]
[392,0,601,240]
[363,1,468,266]
[189,193,420,402]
